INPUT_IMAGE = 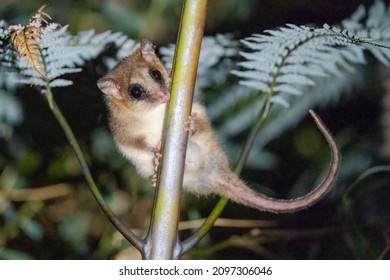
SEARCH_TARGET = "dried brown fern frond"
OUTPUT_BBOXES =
[9,25,47,80]
[8,5,53,81]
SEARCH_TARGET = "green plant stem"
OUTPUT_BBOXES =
[181,96,272,255]
[342,165,390,201]
[44,86,144,253]
[235,96,272,174]
[144,0,208,260]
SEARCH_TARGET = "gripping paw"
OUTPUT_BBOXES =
[151,173,158,188]
[184,113,197,136]
[151,146,162,188]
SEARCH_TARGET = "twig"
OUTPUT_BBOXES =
[43,86,144,253]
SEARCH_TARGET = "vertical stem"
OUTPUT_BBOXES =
[234,97,272,174]
[144,0,208,260]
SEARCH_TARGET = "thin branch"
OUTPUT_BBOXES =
[342,165,390,201]
[178,218,275,231]
[43,87,144,253]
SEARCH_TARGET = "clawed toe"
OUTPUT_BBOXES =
[151,147,162,187]
[151,173,158,188]
[184,113,197,136]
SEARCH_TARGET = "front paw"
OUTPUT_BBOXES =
[151,146,162,187]
[151,173,158,188]
[184,113,197,136]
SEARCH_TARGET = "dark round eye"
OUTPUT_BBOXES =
[150,69,162,82]
[128,84,145,99]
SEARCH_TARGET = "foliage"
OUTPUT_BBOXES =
[207,0,390,168]
[160,34,239,97]
[0,0,389,260]
[5,15,136,89]
[231,1,390,127]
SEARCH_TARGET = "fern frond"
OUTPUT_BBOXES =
[5,6,138,89]
[0,21,19,70]
[207,0,390,169]
[160,34,239,98]
[342,0,390,38]
[254,69,363,150]
[9,25,47,80]
[217,67,362,169]
[7,5,57,81]
[0,70,23,138]
[0,20,7,49]
[74,29,136,68]
[232,0,390,109]
[0,20,8,63]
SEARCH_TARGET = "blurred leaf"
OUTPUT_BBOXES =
[58,212,91,254]
[16,151,41,177]
[20,218,43,241]
[0,248,33,260]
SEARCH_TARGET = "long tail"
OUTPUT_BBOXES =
[216,110,340,213]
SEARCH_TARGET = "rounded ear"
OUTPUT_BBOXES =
[97,77,123,100]
[140,39,156,62]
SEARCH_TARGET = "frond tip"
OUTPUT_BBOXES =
[9,25,47,80]
[7,5,55,81]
